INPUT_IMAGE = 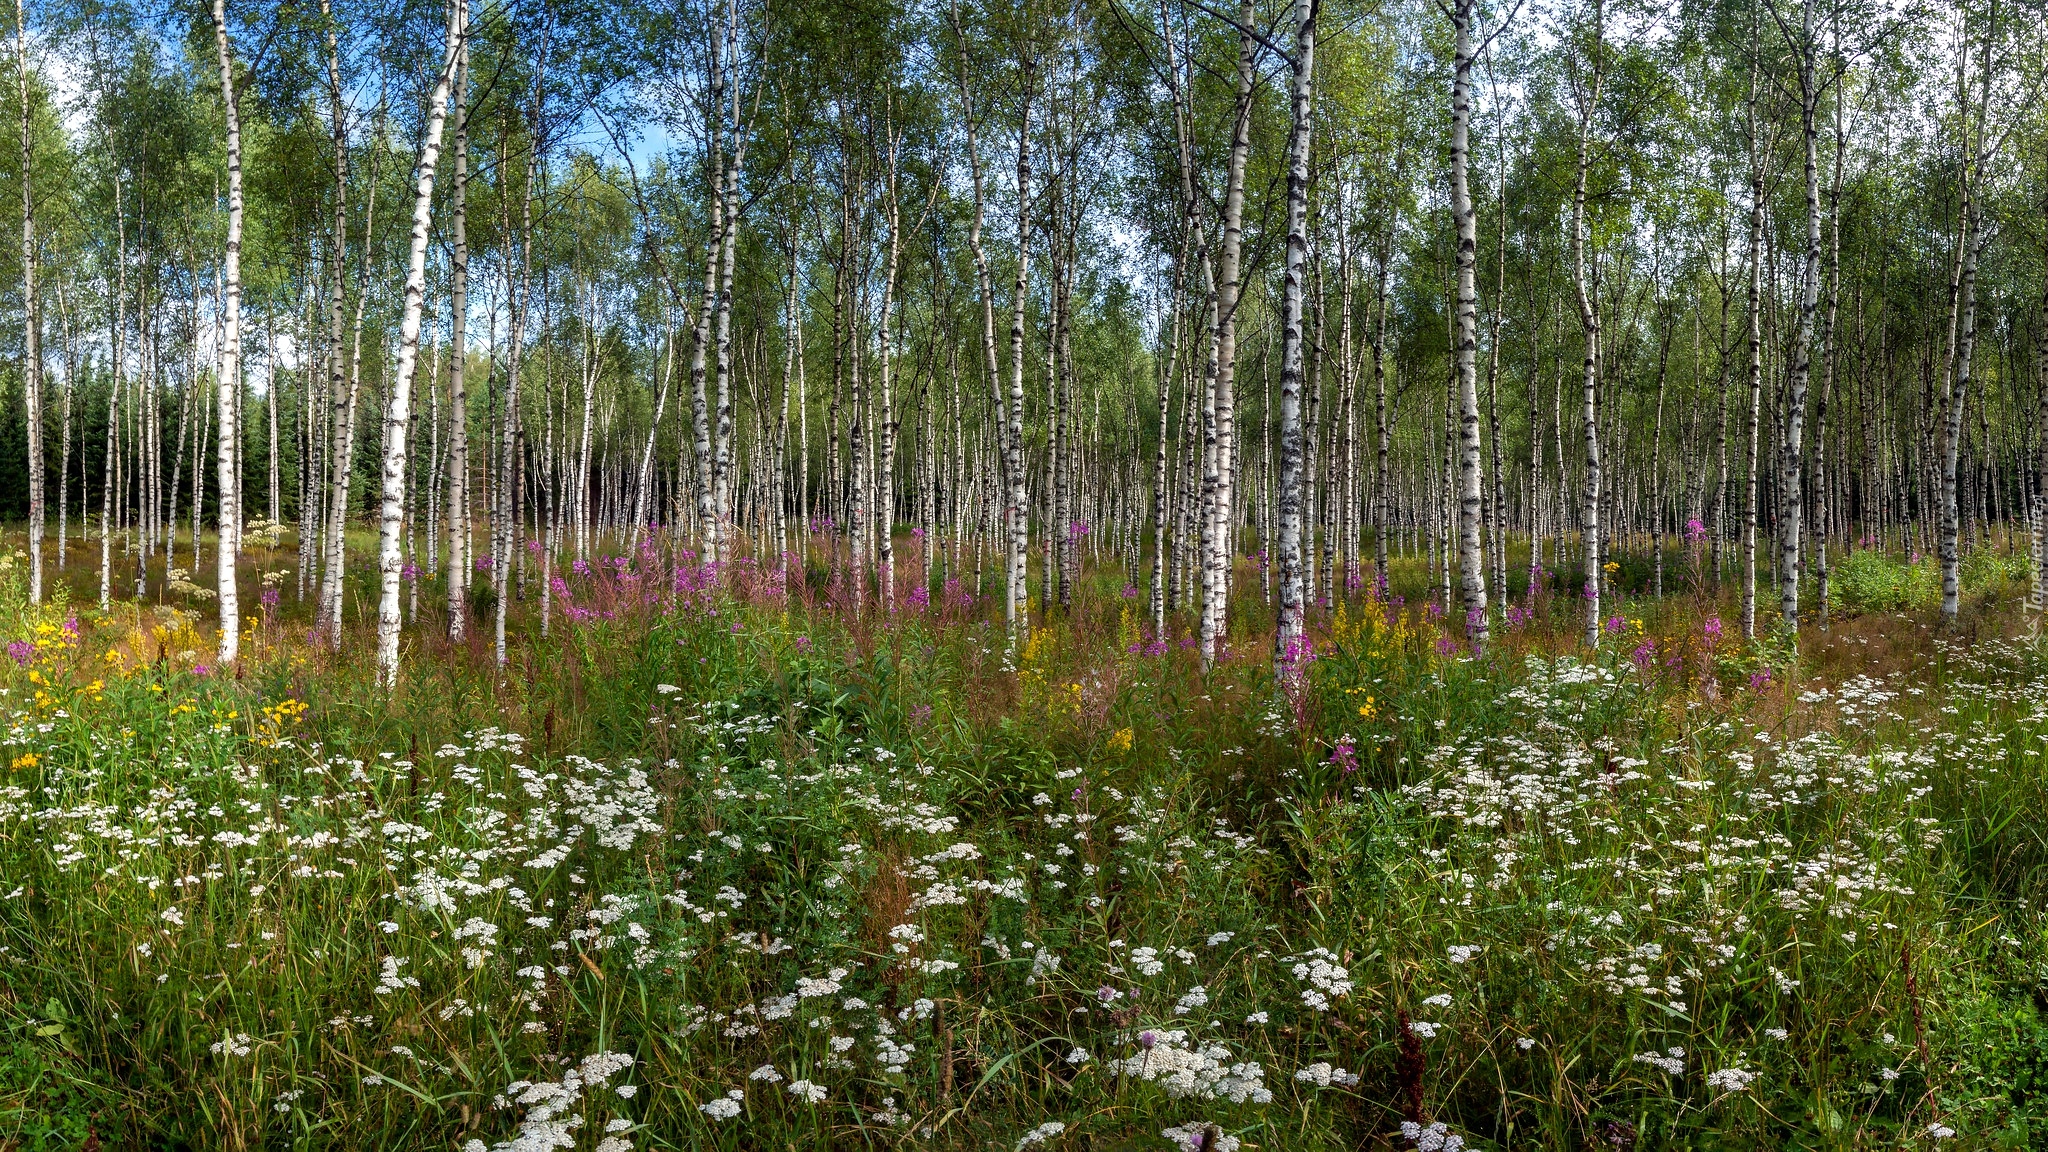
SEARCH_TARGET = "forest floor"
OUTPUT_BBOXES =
[0,532,2045,1151]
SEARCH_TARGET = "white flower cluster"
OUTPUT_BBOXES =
[1704,1065,1757,1092]
[1107,1030,1271,1103]
[472,1052,636,1152]
[698,1090,745,1120]
[1399,1121,1466,1151]
[1633,1047,1685,1076]
[1286,947,1353,1011]
[1292,1062,1360,1088]
[1014,1120,1066,1149]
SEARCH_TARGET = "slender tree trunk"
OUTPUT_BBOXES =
[1938,32,1989,624]
[1778,0,1820,633]
[210,0,242,662]
[1200,2,1254,668]
[101,181,123,611]
[877,132,903,610]
[267,313,279,528]
[375,0,460,685]
[319,0,350,638]
[446,29,470,636]
[496,108,536,666]
[1569,0,1607,647]
[1273,0,1317,675]
[1449,0,1487,654]
[1004,71,1035,648]
[56,280,71,569]
[16,0,39,603]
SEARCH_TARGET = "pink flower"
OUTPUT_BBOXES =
[1328,739,1359,774]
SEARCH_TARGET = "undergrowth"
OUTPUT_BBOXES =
[0,535,2042,1150]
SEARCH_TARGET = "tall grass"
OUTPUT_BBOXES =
[0,531,2042,1150]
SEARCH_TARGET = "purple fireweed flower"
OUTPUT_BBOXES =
[1329,739,1359,774]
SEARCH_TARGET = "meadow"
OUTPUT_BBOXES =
[0,536,2045,1151]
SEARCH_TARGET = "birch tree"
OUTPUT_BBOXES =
[1273,0,1316,675]
[1448,0,1489,655]
[210,0,242,662]
[16,0,37,604]
[375,0,463,685]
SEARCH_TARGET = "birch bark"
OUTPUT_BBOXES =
[375,0,461,685]
[1273,0,1316,675]
[211,0,242,661]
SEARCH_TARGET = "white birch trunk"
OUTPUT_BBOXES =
[1449,0,1487,654]
[16,0,38,604]
[375,0,461,685]
[1272,0,1316,676]
[211,0,242,662]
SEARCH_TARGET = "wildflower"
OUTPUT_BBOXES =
[787,1079,825,1103]
[699,1091,744,1120]
[1016,1121,1066,1149]
[1400,1121,1465,1151]
[1328,739,1358,773]
[1162,1124,1240,1152]
[1705,1066,1757,1092]
[1446,944,1481,964]
[1632,1047,1685,1075]
[1293,1062,1360,1088]
[748,1065,782,1083]
[1926,1123,1956,1140]
[1107,1029,1270,1102]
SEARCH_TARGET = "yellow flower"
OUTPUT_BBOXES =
[1107,727,1134,754]
[1603,561,1620,573]
[10,752,37,770]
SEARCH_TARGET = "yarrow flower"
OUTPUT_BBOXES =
[1015,1121,1066,1149]
[699,1090,744,1119]
[1399,1121,1465,1151]
[1705,1066,1757,1093]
